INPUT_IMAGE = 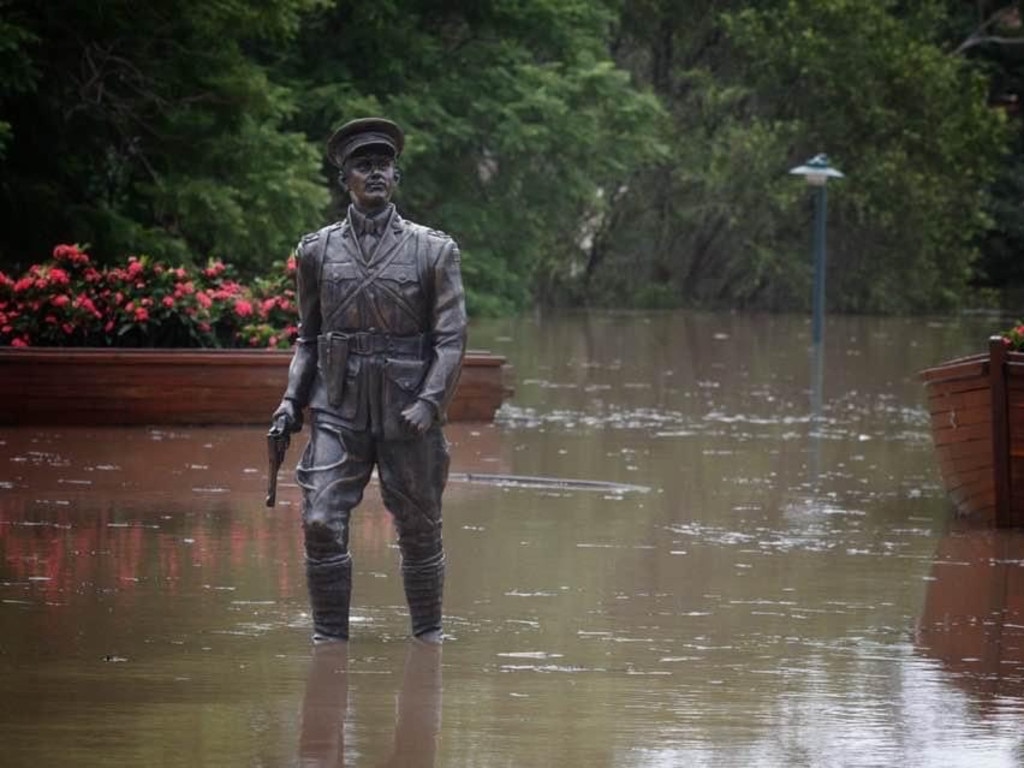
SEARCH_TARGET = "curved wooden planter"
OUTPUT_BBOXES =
[920,337,1024,526]
[0,347,512,427]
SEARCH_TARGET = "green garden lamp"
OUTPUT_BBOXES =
[789,154,844,346]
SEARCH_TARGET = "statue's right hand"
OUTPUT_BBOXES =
[271,399,303,434]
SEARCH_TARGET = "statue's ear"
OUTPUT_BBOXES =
[394,166,402,186]
[337,170,348,192]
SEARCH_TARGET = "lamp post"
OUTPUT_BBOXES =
[789,154,844,347]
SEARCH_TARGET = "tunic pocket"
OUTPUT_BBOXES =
[321,261,362,319]
[378,264,422,314]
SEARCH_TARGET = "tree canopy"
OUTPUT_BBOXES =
[0,0,328,274]
[0,0,1017,315]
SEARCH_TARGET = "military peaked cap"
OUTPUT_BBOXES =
[327,117,405,168]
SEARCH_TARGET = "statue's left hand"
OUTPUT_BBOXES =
[401,399,435,434]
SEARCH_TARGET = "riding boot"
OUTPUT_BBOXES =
[402,551,445,640]
[306,554,352,642]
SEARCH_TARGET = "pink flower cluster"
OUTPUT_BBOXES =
[1002,322,1024,352]
[0,244,299,349]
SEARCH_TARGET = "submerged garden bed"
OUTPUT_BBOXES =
[0,245,511,426]
[0,347,509,426]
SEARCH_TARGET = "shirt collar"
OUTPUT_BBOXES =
[348,204,394,237]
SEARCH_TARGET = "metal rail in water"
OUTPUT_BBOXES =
[449,472,650,494]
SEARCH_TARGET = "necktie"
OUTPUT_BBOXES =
[358,213,388,257]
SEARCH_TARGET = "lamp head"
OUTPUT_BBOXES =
[789,153,845,186]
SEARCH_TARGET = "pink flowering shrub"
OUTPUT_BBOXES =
[1003,321,1024,352]
[0,244,298,349]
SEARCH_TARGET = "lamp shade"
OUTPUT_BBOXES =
[789,154,844,186]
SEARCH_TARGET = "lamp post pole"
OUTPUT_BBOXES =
[811,181,828,346]
[789,154,844,347]
[790,154,843,452]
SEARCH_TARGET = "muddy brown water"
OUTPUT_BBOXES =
[2,311,1022,766]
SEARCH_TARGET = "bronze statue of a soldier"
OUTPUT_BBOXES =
[271,118,467,644]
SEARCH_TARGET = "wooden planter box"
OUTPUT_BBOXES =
[0,347,511,426]
[920,337,1024,526]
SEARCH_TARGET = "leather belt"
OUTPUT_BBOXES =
[344,331,428,357]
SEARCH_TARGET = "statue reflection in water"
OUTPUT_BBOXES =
[298,640,442,767]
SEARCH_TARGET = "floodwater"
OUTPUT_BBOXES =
[0,310,1020,767]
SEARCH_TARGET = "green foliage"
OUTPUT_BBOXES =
[0,1,38,159]
[0,0,327,274]
[583,68,805,309]
[947,1,1024,300]
[0,0,1017,316]
[722,0,1007,313]
[584,0,1008,313]
[281,0,668,314]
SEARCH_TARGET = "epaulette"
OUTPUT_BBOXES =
[425,227,452,241]
[300,221,343,247]
[294,231,319,261]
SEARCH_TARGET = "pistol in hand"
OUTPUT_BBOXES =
[265,417,291,508]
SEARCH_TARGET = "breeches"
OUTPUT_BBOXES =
[295,418,449,566]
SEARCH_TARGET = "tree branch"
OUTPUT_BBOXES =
[953,4,1023,55]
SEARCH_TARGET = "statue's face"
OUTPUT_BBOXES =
[344,149,397,212]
